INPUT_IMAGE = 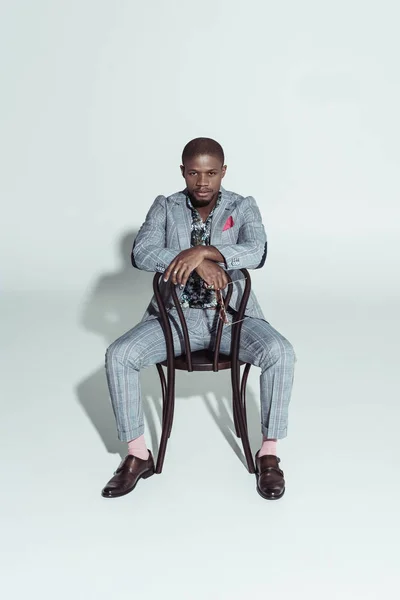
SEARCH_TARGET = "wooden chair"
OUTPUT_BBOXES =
[153,268,255,475]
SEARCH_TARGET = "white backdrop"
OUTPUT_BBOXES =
[2,0,399,298]
[2,3,400,599]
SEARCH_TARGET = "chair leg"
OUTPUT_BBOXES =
[233,363,252,437]
[233,386,241,438]
[155,364,176,474]
[167,399,175,439]
[156,363,175,438]
[231,361,255,473]
[156,364,166,419]
[241,363,251,432]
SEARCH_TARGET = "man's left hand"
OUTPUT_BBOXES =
[195,259,229,290]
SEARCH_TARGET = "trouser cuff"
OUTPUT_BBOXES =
[262,425,287,440]
[117,424,145,443]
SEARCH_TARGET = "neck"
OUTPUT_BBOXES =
[197,204,215,221]
[188,191,219,221]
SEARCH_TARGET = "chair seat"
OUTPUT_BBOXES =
[160,349,246,372]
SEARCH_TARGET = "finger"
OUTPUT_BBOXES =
[178,265,192,287]
[217,270,229,289]
[213,274,224,290]
[164,263,176,282]
[173,260,188,285]
[171,266,181,286]
[211,280,219,291]
[176,264,189,286]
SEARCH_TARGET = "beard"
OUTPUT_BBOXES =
[189,190,217,208]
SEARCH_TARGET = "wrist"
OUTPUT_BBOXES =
[202,245,224,263]
[197,246,208,260]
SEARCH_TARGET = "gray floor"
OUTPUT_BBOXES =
[2,277,399,600]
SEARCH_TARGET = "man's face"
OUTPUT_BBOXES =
[180,154,227,208]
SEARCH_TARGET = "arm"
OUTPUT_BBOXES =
[131,196,181,272]
[213,196,267,270]
[164,247,227,287]
[202,246,225,263]
[132,195,227,283]
[163,196,268,286]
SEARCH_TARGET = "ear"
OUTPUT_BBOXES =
[221,165,227,179]
[180,165,185,177]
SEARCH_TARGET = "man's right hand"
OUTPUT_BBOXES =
[163,246,206,287]
[195,259,229,290]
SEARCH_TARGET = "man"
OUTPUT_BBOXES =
[102,138,296,500]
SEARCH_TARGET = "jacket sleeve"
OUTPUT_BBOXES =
[213,196,267,270]
[131,195,181,272]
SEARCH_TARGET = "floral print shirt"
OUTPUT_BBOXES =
[180,193,222,309]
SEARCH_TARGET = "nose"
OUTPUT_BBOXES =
[196,174,209,187]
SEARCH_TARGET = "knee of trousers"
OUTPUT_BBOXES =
[260,337,296,370]
[105,337,143,371]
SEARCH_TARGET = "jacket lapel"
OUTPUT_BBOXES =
[172,187,234,249]
[210,187,234,246]
[172,192,192,249]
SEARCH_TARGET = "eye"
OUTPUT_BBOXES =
[209,171,217,176]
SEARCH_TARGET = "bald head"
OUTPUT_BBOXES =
[182,137,224,166]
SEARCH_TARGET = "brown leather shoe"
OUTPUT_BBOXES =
[101,452,155,498]
[255,452,285,500]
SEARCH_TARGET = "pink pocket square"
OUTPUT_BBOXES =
[223,216,234,231]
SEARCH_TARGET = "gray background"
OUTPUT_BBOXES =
[1,1,399,599]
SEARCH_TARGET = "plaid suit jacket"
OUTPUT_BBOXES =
[132,187,267,320]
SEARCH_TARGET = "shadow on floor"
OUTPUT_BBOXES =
[75,230,261,464]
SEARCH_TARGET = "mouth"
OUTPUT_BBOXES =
[195,190,212,197]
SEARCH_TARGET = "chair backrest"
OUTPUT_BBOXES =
[153,269,251,372]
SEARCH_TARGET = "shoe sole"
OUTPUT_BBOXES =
[101,468,155,499]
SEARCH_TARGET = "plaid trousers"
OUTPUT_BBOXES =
[105,308,296,442]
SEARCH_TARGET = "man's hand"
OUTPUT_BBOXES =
[195,259,229,290]
[164,247,207,287]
